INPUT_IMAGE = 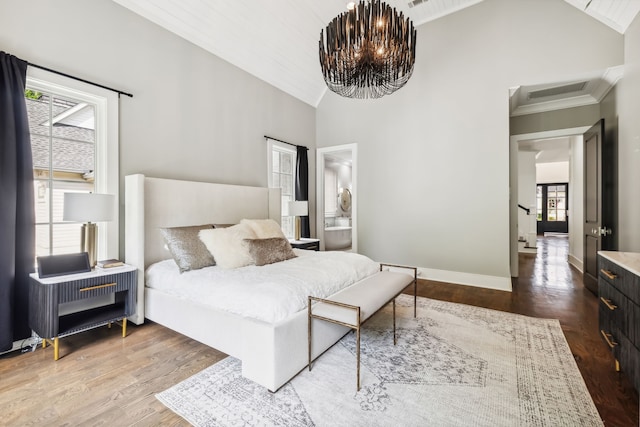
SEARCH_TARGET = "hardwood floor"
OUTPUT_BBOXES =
[1,236,637,425]
[416,235,638,426]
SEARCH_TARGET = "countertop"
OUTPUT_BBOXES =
[599,251,640,277]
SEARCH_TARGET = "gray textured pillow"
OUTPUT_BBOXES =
[159,224,215,273]
[243,237,297,266]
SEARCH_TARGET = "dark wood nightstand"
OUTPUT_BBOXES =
[29,265,137,360]
[289,238,320,251]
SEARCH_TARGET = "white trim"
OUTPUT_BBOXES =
[416,266,512,292]
[316,144,358,253]
[568,254,584,273]
[26,68,120,261]
[0,336,40,356]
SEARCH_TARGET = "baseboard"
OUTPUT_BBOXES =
[417,267,512,292]
[0,335,40,356]
[568,254,583,273]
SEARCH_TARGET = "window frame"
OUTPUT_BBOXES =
[26,68,120,261]
[267,139,296,239]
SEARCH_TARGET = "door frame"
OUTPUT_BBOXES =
[536,183,569,234]
[316,144,358,252]
[510,126,590,277]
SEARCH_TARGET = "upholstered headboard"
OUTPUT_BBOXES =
[124,174,281,324]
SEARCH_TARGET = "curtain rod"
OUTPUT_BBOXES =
[264,135,308,150]
[27,62,133,98]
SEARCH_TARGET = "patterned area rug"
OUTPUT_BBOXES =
[157,295,603,426]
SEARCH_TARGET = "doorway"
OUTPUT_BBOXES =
[510,127,589,277]
[536,183,568,234]
[316,144,357,252]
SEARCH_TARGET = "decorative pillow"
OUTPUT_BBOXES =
[241,218,286,239]
[199,223,257,269]
[243,237,297,266]
[159,224,215,273]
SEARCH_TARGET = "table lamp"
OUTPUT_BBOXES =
[63,192,115,267]
[287,200,308,241]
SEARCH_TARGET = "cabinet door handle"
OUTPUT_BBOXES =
[600,269,617,280]
[599,297,618,311]
[80,282,117,292]
[600,330,618,349]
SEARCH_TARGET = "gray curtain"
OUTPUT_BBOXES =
[295,146,310,238]
[0,52,35,351]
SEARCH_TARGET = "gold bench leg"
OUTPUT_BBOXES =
[393,299,397,346]
[356,325,361,391]
[122,318,127,338]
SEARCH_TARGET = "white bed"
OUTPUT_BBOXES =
[124,174,379,391]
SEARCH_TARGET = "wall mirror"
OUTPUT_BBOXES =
[339,188,351,211]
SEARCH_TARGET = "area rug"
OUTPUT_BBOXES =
[156,295,603,426]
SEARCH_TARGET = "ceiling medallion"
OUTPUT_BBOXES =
[319,0,417,99]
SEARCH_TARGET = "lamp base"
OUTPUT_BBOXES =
[80,222,97,268]
[295,216,301,241]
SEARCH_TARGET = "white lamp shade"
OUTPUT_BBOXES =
[63,193,115,222]
[286,200,308,217]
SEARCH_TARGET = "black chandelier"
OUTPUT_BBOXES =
[319,0,417,99]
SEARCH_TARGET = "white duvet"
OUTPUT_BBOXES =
[145,249,379,323]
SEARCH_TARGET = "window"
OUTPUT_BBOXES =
[536,184,567,222]
[26,69,120,261]
[27,89,96,256]
[268,141,296,238]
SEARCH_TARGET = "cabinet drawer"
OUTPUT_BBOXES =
[617,331,640,392]
[56,272,136,303]
[599,257,640,305]
[599,280,624,331]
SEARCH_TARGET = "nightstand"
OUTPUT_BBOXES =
[29,265,137,360]
[289,238,320,251]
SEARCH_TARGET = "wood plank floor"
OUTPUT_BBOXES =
[0,235,637,425]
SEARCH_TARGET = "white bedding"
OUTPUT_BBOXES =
[145,249,379,324]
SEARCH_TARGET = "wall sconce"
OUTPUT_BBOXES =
[287,200,308,241]
[63,193,115,267]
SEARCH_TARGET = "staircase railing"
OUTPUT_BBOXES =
[518,204,531,215]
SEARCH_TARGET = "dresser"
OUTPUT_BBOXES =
[598,251,640,391]
[29,265,137,360]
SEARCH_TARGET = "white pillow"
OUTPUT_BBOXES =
[198,223,257,269]
[241,218,286,239]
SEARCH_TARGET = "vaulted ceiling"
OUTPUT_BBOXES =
[112,0,640,107]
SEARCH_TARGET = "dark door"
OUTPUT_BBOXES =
[583,119,615,295]
[536,183,568,234]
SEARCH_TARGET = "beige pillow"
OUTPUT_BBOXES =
[199,223,257,269]
[159,224,215,273]
[241,219,286,239]
[243,238,297,266]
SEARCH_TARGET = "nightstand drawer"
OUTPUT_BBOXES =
[56,272,136,303]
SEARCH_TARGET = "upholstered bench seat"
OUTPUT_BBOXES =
[308,264,417,391]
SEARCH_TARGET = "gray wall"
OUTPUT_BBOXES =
[316,0,623,285]
[617,13,640,251]
[0,0,316,252]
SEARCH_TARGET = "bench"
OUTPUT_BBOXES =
[307,264,417,391]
